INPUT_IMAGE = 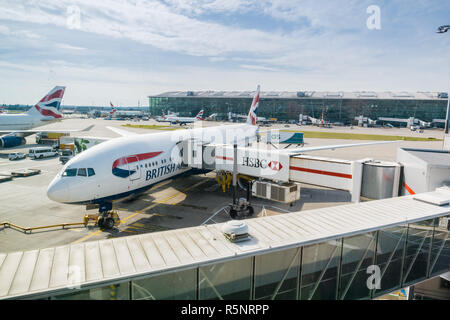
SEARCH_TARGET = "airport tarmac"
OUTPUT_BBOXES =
[0,118,445,253]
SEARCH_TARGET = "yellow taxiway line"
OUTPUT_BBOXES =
[72,179,209,244]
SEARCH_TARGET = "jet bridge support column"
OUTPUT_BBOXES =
[232,143,238,205]
[351,160,364,203]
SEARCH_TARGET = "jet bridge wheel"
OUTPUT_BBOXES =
[228,199,255,220]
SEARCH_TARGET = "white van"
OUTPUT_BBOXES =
[29,147,58,159]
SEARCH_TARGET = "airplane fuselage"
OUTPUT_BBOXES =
[47,123,258,205]
[166,116,199,124]
[0,113,58,130]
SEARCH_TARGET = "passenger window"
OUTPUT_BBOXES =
[77,168,87,177]
[63,169,77,177]
[88,168,95,176]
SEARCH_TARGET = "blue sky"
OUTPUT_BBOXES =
[0,0,449,105]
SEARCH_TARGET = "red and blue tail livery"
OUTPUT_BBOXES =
[247,85,260,126]
[32,86,65,119]
[196,110,204,120]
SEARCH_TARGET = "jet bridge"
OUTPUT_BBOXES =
[1,187,448,300]
[181,141,402,204]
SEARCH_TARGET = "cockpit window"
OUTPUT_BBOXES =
[88,168,95,176]
[77,168,87,177]
[62,169,77,177]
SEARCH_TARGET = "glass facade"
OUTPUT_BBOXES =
[199,258,252,300]
[132,269,197,300]
[148,96,448,124]
[300,241,341,300]
[429,218,450,277]
[52,282,130,300]
[339,232,377,300]
[373,225,408,297]
[254,248,300,300]
[37,215,450,300]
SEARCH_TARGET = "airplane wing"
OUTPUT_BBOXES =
[106,126,138,137]
[0,125,95,138]
[281,140,401,155]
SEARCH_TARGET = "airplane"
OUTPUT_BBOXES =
[155,111,178,122]
[437,25,450,33]
[108,102,143,119]
[0,87,95,148]
[164,110,204,125]
[88,104,117,118]
[0,86,66,148]
[109,102,117,116]
[47,84,398,229]
[206,113,218,121]
[228,112,267,123]
[309,110,331,127]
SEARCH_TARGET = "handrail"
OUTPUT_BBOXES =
[0,221,90,234]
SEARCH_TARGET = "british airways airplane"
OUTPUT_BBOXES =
[164,109,204,125]
[47,85,395,229]
[0,86,93,148]
[0,86,65,148]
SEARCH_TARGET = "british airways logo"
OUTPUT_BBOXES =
[112,151,163,178]
[35,87,65,119]
[145,163,180,181]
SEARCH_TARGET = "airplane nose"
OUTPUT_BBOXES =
[47,178,70,203]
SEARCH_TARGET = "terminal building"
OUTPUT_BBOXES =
[148,91,448,124]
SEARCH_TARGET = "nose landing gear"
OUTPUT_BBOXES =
[97,211,120,230]
[84,202,121,230]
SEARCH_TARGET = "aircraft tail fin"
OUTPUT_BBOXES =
[109,102,116,115]
[247,85,260,125]
[28,86,65,119]
[196,110,204,120]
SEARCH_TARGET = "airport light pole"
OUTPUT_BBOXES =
[446,97,450,135]
[437,26,450,142]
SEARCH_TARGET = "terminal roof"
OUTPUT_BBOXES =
[149,91,447,100]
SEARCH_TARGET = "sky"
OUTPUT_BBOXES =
[0,0,449,106]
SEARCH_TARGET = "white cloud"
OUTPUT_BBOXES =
[56,43,86,51]
[0,25,10,35]
[0,0,449,104]
[240,64,279,72]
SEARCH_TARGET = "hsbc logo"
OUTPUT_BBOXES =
[242,157,283,171]
[268,161,283,171]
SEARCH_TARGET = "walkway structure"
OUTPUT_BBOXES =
[0,187,449,300]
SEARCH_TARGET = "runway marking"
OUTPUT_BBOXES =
[154,180,207,205]
[72,179,208,244]
[72,229,102,244]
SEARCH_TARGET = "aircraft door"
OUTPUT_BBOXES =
[126,156,141,181]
